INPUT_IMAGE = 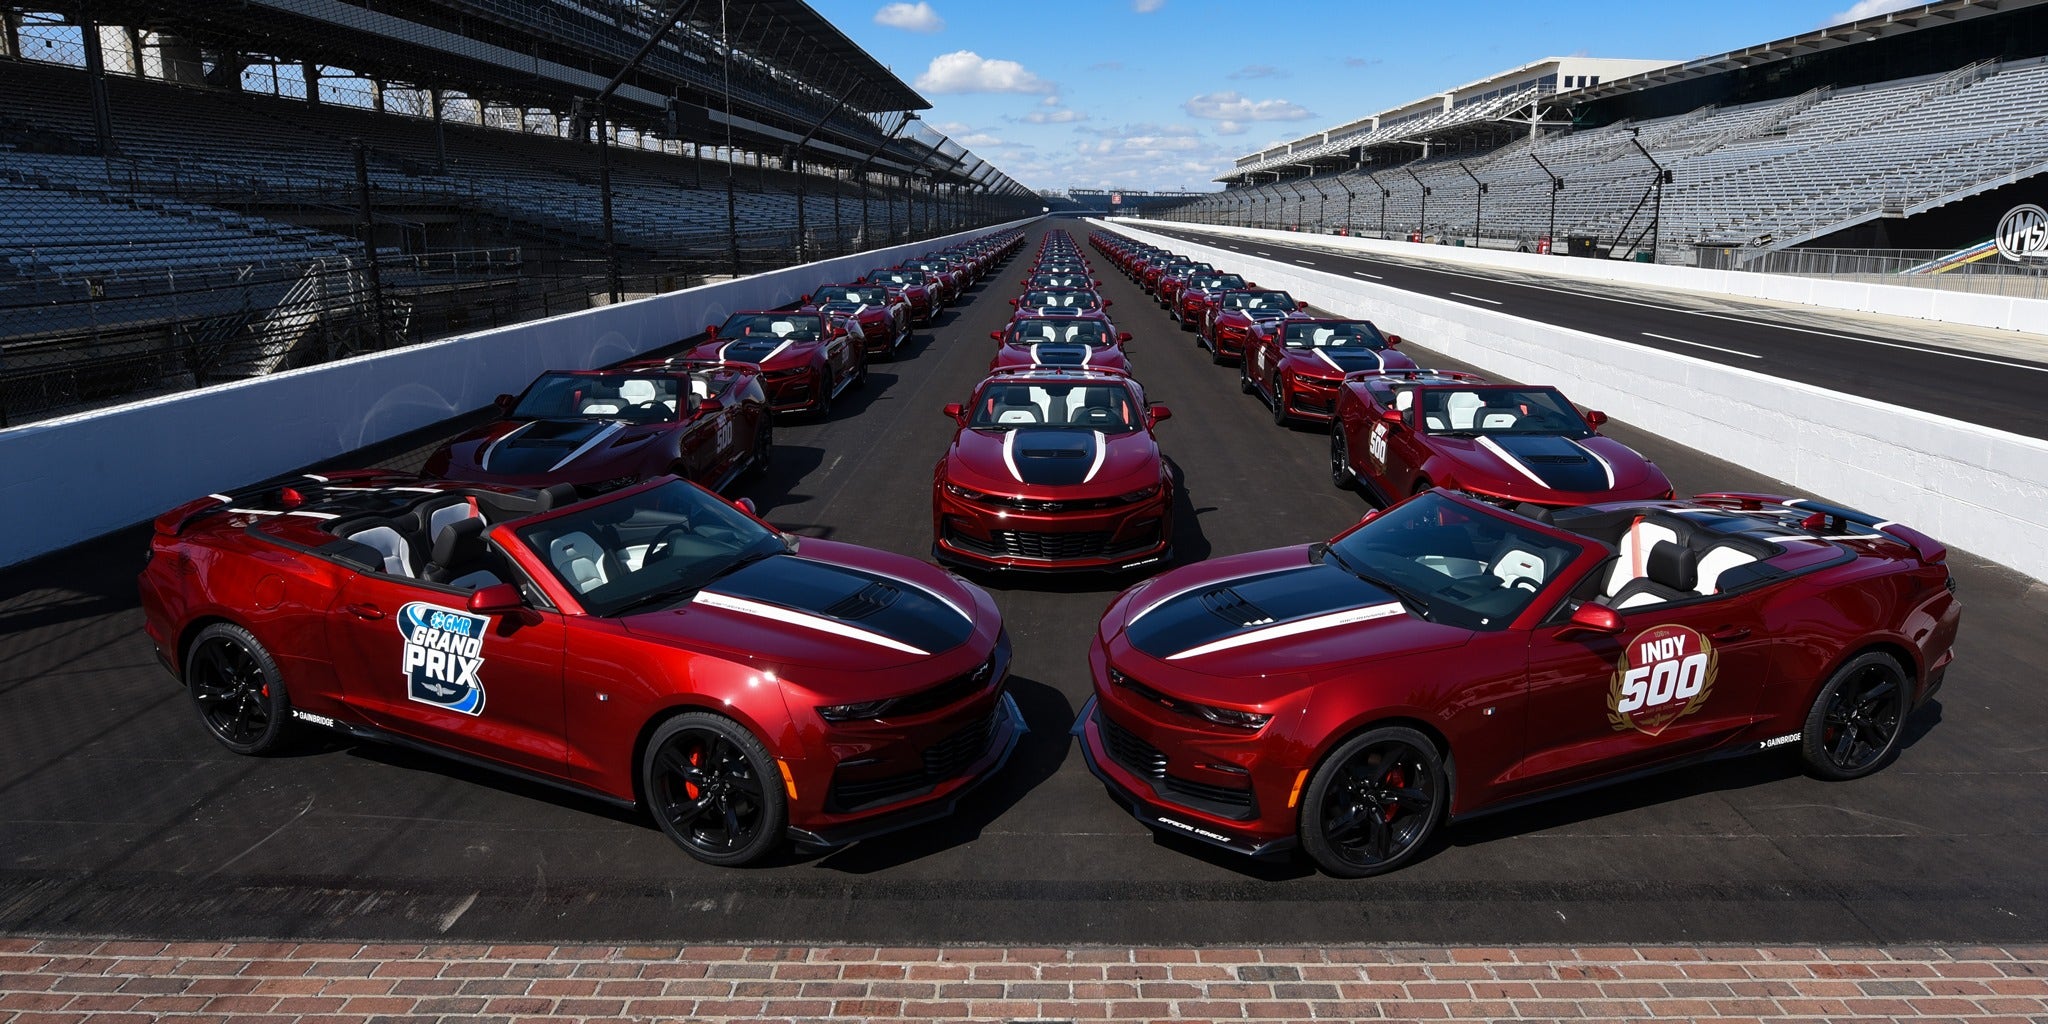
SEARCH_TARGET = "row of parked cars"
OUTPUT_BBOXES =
[137,221,1961,879]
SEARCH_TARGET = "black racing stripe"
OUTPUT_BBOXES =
[717,337,799,363]
[1009,428,1097,486]
[1488,434,1611,492]
[1029,344,1091,367]
[1124,563,1399,660]
[704,555,973,654]
[1299,346,1387,372]
[483,420,606,475]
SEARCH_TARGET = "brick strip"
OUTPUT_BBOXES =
[1,939,2043,1022]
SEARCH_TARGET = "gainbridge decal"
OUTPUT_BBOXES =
[399,602,489,716]
[1607,623,1718,736]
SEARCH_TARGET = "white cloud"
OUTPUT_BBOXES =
[956,131,1004,146]
[1183,90,1312,122]
[1023,108,1089,124]
[874,2,944,32]
[1824,0,1922,24]
[1213,120,1247,135]
[1228,64,1287,80]
[914,50,1055,94]
[1133,0,1166,11]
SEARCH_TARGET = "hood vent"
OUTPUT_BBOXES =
[1199,588,1275,628]
[822,581,899,621]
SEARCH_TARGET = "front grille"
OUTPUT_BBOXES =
[827,703,999,813]
[1096,708,1256,820]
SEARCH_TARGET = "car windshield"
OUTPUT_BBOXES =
[510,373,682,423]
[814,286,889,306]
[718,313,824,341]
[516,480,783,617]
[1222,291,1295,310]
[1325,493,1583,631]
[1282,321,1387,350]
[968,381,1141,433]
[878,270,928,285]
[1414,387,1591,437]
[1190,275,1244,291]
[1009,320,1114,346]
[1022,290,1100,309]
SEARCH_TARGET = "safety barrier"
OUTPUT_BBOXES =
[1094,219,2048,579]
[1132,220,2048,334]
[0,217,1041,568]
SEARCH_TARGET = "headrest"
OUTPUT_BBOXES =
[431,516,489,568]
[1645,541,1698,592]
[1312,327,1335,345]
[536,482,579,510]
[770,320,796,336]
[619,379,657,404]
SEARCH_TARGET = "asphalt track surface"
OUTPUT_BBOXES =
[2,219,2044,947]
[1137,223,2048,439]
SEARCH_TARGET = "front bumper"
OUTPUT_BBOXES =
[786,691,1027,848]
[1073,696,1296,858]
[933,488,1171,574]
[1279,376,1341,422]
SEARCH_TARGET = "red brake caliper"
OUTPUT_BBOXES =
[1382,767,1404,823]
[685,748,703,800]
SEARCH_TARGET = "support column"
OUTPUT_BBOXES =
[302,61,321,104]
[431,89,447,173]
[2,10,19,58]
[79,4,117,157]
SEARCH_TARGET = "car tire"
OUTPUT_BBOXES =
[1299,725,1445,879]
[185,622,294,756]
[852,355,868,390]
[1239,358,1256,395]
[813,370,834,420]
[1330,425,1357,491]
[1801,651,1911,781]
[747,418,773,477]
[1270,372,1292,427]
[642,712,788,867]
[1211,339,1229,366]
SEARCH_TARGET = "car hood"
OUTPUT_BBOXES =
[621,548,979,670]
[946,427,1159,496]
[1281,347,1416,376]
[1435,432,1665,497]
[439,418,668,480]
[687,337,809,370]
[1116,550,1469,676]
[998,341,1123,370]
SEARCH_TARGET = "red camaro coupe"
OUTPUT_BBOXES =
[1329,369,1673,508]
[141,473,1021,866]
[931,368,1175,574]
[1077,488,1959,876]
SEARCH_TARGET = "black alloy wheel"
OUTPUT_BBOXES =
[186,623,292,755]
[1330,426,1356,490]
[643,713,786,866]
[1802,652,1911,780]
[747,417,773,477]
[1299,726,1444,878]
[813,369,834,420]
[1239,356,1257,395]
[1270,372,1292,427]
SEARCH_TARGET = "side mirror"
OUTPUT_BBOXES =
[1009,298,1019,306]
[468,582,524,615]
[1247,282,1258,288]
[1297,300,1310,310]
[1094,279,1103,286]
[1103,298,1114,307]
[1118,331,1133,343]
[1358,509,1380,524]
[1559,603,1623,638]
[1380,407,1405,427]
[942,402,965,420]
[493,393,515,412]
[705,324,719,338]
[734,496,757,516]
[799,294,811,304]
[1148,404,1173,424]
[989,330,1003,341]
[698,397,721,414]
[1586,410,1609,430]
[1385,334,1402,347]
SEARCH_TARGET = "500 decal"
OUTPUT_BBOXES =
[1607,624,1718,736]
[399,602,489,715]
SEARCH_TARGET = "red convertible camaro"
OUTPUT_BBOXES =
[807,283,911,360]
[1077,488,1959,877]
[423,363,770,497]
[1201,289,1311,364]
[1241,319,1418,427]
[1330,369,1673,508]
[141,473,1021,866]
[680,310,866,418]
[931,368,1175,574]
[988,316,1133,374]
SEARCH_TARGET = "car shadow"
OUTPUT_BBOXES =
[736,441,825,519]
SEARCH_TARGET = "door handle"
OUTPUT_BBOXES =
[346,603,385,621]
[1709,626,1750,641]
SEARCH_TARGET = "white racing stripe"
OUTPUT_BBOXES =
[1002,429,1023,483]
[1476,436,1552,488]
[549,422,624,472]
[478,420,536,471]
[1168,602,1406,660]
[693,591,928,655]
[1129,566,1316,625]
[1083,431,1107,484]
[1568,438,1617,489]
[207,493,234,503]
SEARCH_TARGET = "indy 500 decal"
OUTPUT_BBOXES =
[399,602,488,716]
[1607,624,1718,736]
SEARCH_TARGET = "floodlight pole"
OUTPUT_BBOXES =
[1530,151,1565,253]
[786,93,849,265]
[1456,161,1487,244]
[1627,133,1673,263]
[1402,164,1431,239]
[1365,169,1391,238]
[353,140,389,350]
[855,114,915,249]
[588,0,694,302]
[1331,173,1356,235]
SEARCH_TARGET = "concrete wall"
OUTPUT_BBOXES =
[1140,221,2048,334]
[0,218,1040,568]
[1094,219,2048,579]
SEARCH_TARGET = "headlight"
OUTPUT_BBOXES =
[944,481,992,501]
[762,367,808,381]
[1193,704,1272,730]
[818,699,894,722]
[1118,484,1162,503]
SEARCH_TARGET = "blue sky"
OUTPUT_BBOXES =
[805,0,1926,192]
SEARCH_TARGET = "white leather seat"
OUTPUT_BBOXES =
[1491,548,1547,588]
[1480,411,1520,429]
[1605,517,1681,596]
[347,526,413,577]
[548,532,612,593]
[770,320,796,336]
[1695,543,1759,594]
[618,379,658,407]
[1312,327,1336,345]
[580,400,621,415]
[426,500,482,541]
[1446,392,1485,430]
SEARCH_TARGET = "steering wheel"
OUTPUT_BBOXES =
[1508,575,1541,593]
[648,522,697,562]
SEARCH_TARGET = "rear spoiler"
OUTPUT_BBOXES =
[1695,492,1946,565]
[155,469,409,537]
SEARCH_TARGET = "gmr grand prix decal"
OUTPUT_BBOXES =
[1606,624,1718,736]
[399,602,489,715]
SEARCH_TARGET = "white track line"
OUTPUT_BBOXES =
[1296,259,1317,266]
[1642,332,1763,359]
[1449,292,1503,305]
[1352,270,1383,280]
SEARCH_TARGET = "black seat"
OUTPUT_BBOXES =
[422,517,503,589]
[1606,541,1697,610]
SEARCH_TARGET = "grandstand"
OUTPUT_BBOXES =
[0,2,1034,425]
[1148,0,2048,270]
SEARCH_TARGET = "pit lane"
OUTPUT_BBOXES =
[1,219,2043,946]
